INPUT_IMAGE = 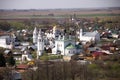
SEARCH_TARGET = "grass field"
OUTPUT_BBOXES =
[0,8,120,19]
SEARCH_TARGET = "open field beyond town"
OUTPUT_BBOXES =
[0,8,120,19]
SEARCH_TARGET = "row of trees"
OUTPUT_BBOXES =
[0,52,120,80]
[22,58,120,80]
[0,21,32,31]
[0,16,120,31]
[0,67,13,80]
[22,61,90,80]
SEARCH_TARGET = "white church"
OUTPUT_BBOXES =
[33,27,38,44]
[33,26,59,44]
[52,35,82,55]
[37,29,44,57]
[33,28,45,58]
[33,26,83,57]
[79,29,100,44]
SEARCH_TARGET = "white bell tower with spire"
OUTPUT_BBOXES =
[33,27,38,44]
[79,29,83,40]
[52,26,57,39]
[37,29,44,59]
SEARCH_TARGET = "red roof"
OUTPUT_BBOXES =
[16,64,29,69]
[92,51,106,57]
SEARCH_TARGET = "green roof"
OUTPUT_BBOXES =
[65,43,76,49]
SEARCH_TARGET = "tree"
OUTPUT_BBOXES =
[0,67,12,80]
[8,21,25,30]
[0,21,11,31]
[0,53,6,67]
[6,55,15,66]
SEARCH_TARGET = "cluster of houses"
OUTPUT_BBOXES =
[0,25,101,60]
[32,25,102,59]
[0,22,120,80]
[0,23,119,61]
[1,24,120,62]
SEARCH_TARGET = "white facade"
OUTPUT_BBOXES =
[79,29,100,43]
[52,26,56,38]
[22,51,33,62]
[32,27,45,58]
[45,33,53,39]
[45,26,59,39]
[65,46,76,55]
[0,35,14,49]
[37,29,44,58]
[52,35,80,55]
[33,27,38,44]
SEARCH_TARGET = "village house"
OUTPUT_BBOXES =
[0,35,15,49]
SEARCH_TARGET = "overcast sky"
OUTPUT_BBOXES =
[0,0,120,9]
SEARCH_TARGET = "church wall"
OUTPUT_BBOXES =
[65,49,76,55]
[52,39,76,55]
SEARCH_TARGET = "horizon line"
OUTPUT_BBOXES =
[0,7,120,10]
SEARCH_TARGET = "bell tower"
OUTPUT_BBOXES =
[79,29,83,40]
[37,29,44,59]
[33,27,38,44]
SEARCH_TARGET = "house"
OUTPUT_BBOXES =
[4,49,13,58]
[0,35,15,49]
[92,51,107,60]
[4,49,12,55]
[21,50,33,62]
[92,50,112,60]
[13,52,22,61]
[100,31,113,39]
[112,33,119,38]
